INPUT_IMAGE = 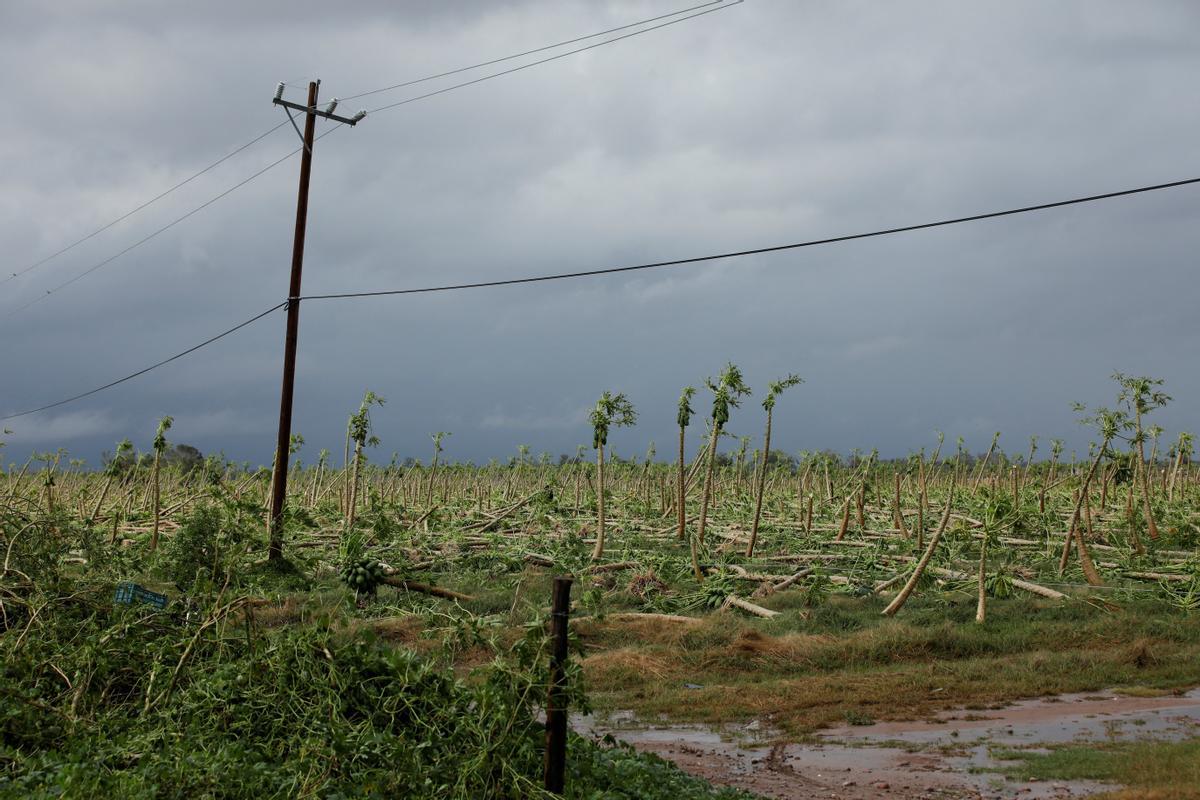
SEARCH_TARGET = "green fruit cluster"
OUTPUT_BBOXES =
[340,557,386,594]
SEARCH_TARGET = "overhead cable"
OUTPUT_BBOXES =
[2,121,289,287]
[1,125,342,319]
[0,302,286,422]
[298,176,1200,301]
[340,0,729,102]
[4,2,740,311]
[9,174,1195,421]
[366,1,743,115]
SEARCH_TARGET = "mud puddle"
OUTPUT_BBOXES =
[578,687,1199,799]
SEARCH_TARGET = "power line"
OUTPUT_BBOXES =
[340,0,729,102]
[296,176,1200,301]
[2,2,738,316]
[5,173,1195,422]
[1,125,342,320]
[2,121,289,287]
[0,302,285,422]
[366,1,743,114]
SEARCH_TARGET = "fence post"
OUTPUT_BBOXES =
[544,575,573,794]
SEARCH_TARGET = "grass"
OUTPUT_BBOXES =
[994,740,1200,799]
[574,594,1200,734]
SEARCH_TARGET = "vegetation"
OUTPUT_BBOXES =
[2,368,1198,797]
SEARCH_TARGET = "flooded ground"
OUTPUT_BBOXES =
[579,687,1200,799]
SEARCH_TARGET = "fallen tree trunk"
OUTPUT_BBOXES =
[926,567,1067,601]
[771,568,813,592]
[1126,571,1192,583]
[574,612,702,626]
[725,564,792,582]
[382,576,476,602]
[723,594,779,618]
[586,560,639,574]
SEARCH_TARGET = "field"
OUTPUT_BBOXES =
[3,376,1199,798]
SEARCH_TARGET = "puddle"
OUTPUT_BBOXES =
[577,688,1200,799]
[819,687,1200,747]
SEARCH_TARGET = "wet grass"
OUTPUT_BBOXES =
[994,740,1200,799]
[574,593,1200,735]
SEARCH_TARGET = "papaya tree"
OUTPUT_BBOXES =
[676,386,696,543]
[345,391,385,532]
[427,431,451,505]
[746,374,801,557]
[1113,372,1170,540]
[149,416,173,551]
[589,391,637,562]
[1169,431,1194,501]
[697,363,751,549]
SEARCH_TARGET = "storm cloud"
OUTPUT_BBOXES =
[2,0,1198,467]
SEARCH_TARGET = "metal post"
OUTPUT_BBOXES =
[544,575,573,794]
[268,80,319,560]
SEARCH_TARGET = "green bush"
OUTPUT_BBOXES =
[0,577,751,800]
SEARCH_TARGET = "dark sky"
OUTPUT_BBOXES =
[2,1,1198,467]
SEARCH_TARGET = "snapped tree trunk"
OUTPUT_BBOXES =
[1135,409,1159,539]
[426,454,439,507]
[88,473,115,525]
[696,423,721,547]
[975,537,988,624]
[345,442,363,532]
[746,408,774,558]
[882,477,955,616]
[590,443,607,561]
[149,452,162,551]
[893,471,909,539]
[677,426,687,541]
[1056,441,1108,585]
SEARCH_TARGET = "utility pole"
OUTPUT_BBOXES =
[267,80,366,560]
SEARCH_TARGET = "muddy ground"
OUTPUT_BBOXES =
[581,688,1200,799]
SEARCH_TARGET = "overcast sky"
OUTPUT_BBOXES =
[2,0,1198,468]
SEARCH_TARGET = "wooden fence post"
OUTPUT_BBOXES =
[544,575,573,794]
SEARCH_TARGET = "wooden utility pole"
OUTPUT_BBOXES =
[267,79,318,560]
[267,80,366,560]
